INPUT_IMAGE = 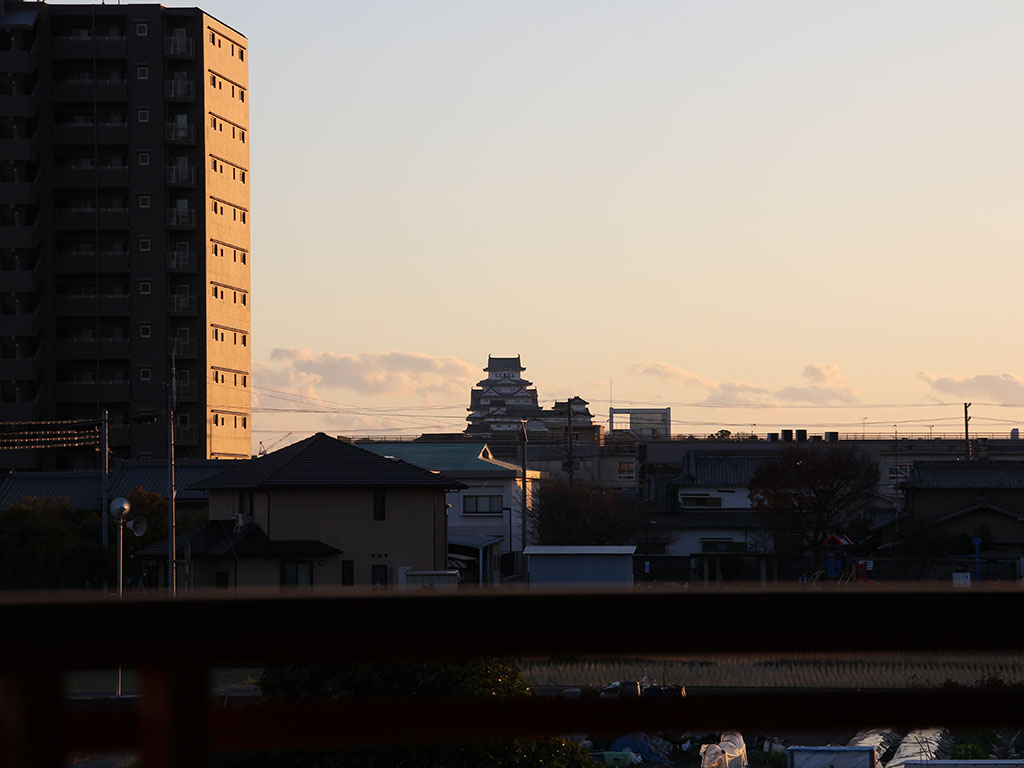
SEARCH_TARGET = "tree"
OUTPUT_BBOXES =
[215,660,591,768]
[529,479,660,547]
[0,497,107,589]
[748,444,878,568]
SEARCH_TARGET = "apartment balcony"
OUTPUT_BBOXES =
[174,423,198,445]
[0,307,41,336]
[0,85,41,118]
[55,206,130,231]
[0,354,41,381]
[0,258,42,292]
[0,132,42,162]
[166,208,197,228]
[53,123,128,145]
[55,250,130,274]
[165,122,196,144]
[0,46,39,73]
[0,172,43,204]
[52,78,127,102]
[55,294,130,317]
[166,165,197,186]
[167,249,197,272]
[54,165,129,188]
[164,79,196,101]
[167,294,197,315]
[164,35,196,57]
[55,380,130,403]
[168,337,197,358]
[55,338,131,360]
[173,380,198,402]
[51,35,126,59]
[0,221,39,249]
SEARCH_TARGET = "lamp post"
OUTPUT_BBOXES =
[109,497,146,696]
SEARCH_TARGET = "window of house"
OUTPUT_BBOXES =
[138,152,150,165]
[463,495,503,515]
[137,109,149,123]
[140,324,151,338]
[138,195,150,208]
[137,66,148,80]
[136,23,148,36]
[139,281,151,295]
[373,489,386,521]
[341,560,354,586]
[370,564,388,587]
[139,238,150,251]
[617,461,636,481]
[140,367,151,381]
[281,561,313,588]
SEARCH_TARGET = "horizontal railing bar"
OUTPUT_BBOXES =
[3,587,1024,669]
[64,691,1024,752]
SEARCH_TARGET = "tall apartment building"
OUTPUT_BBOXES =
[0,3,251,469]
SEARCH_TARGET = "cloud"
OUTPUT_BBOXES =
[265,348,478,401]
[628,362,714,389]
[629,360,858,405]
[919,372,1024,403]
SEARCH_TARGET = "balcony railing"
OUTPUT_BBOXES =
[167,294,197,314]
[165,165,196,185]
[164,80,195,100]
[2,588,1024,767]
[166,208,196,227]
[164,36,195,56]
[164,123,195,143]
[167,249,197,271]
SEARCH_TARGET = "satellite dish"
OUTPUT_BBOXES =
[109,497,131,520]
[126,516,147,537]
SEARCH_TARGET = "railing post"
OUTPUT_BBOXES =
[0,667,64,768]
[138,665,209,768]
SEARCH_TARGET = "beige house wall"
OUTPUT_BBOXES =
[206,486,448,587]
[202,16,250,459]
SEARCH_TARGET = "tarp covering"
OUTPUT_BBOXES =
[847,728,901,765]
[887,730,952,768]
[701,732,748,768]
[788,746,876,768]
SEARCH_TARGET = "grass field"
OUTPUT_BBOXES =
[520,652,1024,689]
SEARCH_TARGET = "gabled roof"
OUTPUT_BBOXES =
[194,433,464,491]
[360,442,524,475]
[905,461,1024,490]
[135,520,340,559]
[0,471,100,511]
[111,460,227,502]
[485,355,525,372]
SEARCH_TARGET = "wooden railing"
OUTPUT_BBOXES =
[2,586,1024,767]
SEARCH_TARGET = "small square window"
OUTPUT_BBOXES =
[137,109,149,123]
[139,238,151,251]
[138,195,150,208]
[139,281,151,295]
[140,325,151,338]
[140,367,152,381]
[137,66,148,80]
[136,23,148,36]
[138,152,150,166]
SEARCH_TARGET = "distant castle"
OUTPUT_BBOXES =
[465,355,595,439]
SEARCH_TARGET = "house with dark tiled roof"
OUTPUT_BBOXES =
[882,461,1024,556]
[140,433,465,589]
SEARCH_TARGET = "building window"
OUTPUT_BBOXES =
[239,49,244,61]
[139,281,151,295]
[210,31,215,44]
[137,66,148,80]
[241,294,246,306]
[617,461,636,481]
[240,90,245,102]
[241,334,246,346]
[341,560,354,586]
[242,417,247,428]
[140,367,151,381]
[136,23,148,36]
[240,170,246,183]
[242,375,247,387]
[140,324,151,338]
[138,195,150,208]
[373,489,386,521]
[139,238,150,251]
[240,211,246,223]
[371,564,388,587]
[137,109,149,123]
[281,561,313,587]
[138,152,150,166]
[463,495,503,515]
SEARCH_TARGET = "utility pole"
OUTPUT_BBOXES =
[567,398,575,482]
[168,350,177,595]
[964,402,972,460]
[519,420,528,569]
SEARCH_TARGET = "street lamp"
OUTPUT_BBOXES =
[109,497,146,697]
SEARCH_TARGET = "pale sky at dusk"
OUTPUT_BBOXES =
[70,1,1024,442]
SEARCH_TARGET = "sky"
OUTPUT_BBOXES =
[76,1,1024,444]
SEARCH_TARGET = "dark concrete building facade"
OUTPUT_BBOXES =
[0,3,250,469]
